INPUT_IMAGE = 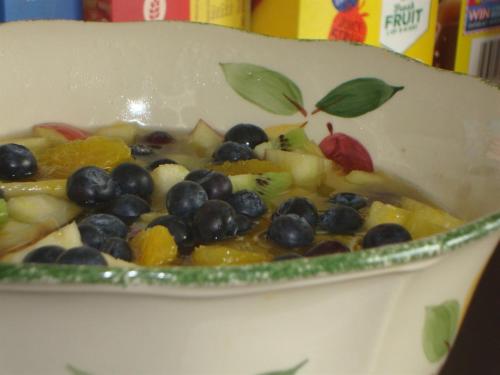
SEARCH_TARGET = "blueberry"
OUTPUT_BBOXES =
[106,194,150,225]
[193,200,238,243]
[224,123,268,149]
[147,158,178,171]
[198,171,232,200]
[226,190,267,218]
[131,143,155,157]
[272,197,318,228]
[304,240,349,257]
[23,245,65,264]
[100,237,133,262]
[273,253,303,261]
[166,181,208,218]
[0,144,38,180]
[235,214,254,235]
[147,215,192,246]
[111,162,154,200]
[67,166,116,207]
[267,214,314,248]
[144,130,174,145]
[212,141,256,163]
[79,214,128,239]
[362,224,412,249]
[56,246,107,266]
[319,205,363,234]
[185,169,211,183]
[329,192,367,210]
[78,223,107,249]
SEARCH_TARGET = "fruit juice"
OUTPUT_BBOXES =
[0,120,464,268]
[84,0,250,30]
[434,0,500,83]
[251,0,439,65]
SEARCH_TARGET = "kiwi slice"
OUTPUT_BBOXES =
[255,128,323,158]
[229,172,293,202]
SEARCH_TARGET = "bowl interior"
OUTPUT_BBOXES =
[0,21,499,286]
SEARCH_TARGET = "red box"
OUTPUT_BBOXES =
[85,0,190,22]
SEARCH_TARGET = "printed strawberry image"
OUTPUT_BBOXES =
[329,1,368,43]
[320,122,373,173]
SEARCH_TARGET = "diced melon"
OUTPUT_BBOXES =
[188,119,223,156]
[0,179,67,199]
[94,121,139,144]
[365,201,411,229]
[402,198,464,239]
[1,221,82,263]
[6,194,81,226]
[150,164,189,208]
[265,149,327,189]
[0,137,51,153]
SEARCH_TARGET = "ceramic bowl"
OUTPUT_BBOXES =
[0,21,499,375]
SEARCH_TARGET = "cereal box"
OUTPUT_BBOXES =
[252,0,439,65]
[84,0,250,29]
[434,0,500,83]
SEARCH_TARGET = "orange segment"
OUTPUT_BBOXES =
[130,226,178,266]
[37,136,131,178]
[208,160,283,175]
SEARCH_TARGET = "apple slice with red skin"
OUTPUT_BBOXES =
[319,122,373,174]
[33,123,90,143]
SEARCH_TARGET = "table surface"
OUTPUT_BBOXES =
[439,245,500,375]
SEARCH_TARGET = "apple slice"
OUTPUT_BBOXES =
[265,149,328,189]
[6,194,81,226]
[188,119,223,156]
[150,164,189,209]
[0,220,51,254]
[1,221,82,263]
[94,121,139,144]
[0,179,67,199]
[33,123,90,143]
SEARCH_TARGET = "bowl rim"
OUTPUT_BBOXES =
[1,212,499,287]
[0,21,499,288]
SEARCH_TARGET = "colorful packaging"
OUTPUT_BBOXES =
[84,0,250,29]
[252,0,439,65]
[0,0,82,21]
[434,0,500,83]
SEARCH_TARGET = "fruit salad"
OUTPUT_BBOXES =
[0,120,464,267]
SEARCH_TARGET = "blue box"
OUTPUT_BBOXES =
[0,0,83,21]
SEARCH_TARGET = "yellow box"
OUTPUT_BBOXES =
[252,0,439,65]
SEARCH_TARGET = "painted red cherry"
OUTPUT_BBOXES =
[329,5,368,43]
[319,122,373,173]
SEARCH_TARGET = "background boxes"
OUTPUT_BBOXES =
[0,0,82,21]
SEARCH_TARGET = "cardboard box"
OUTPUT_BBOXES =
[0,0,82,21]
[84,0,250,30]
[434,0,500,83]
[252,0,439,65]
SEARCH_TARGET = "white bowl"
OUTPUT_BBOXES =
[0,21,499,375]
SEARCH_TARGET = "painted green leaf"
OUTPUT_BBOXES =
[315,78,404,118]
[220,63,304,116]
[257,359,308,375]
[422,300,460,363]
[66,364,94,375]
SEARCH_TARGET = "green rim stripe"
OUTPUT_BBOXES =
[1,212,499,288]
